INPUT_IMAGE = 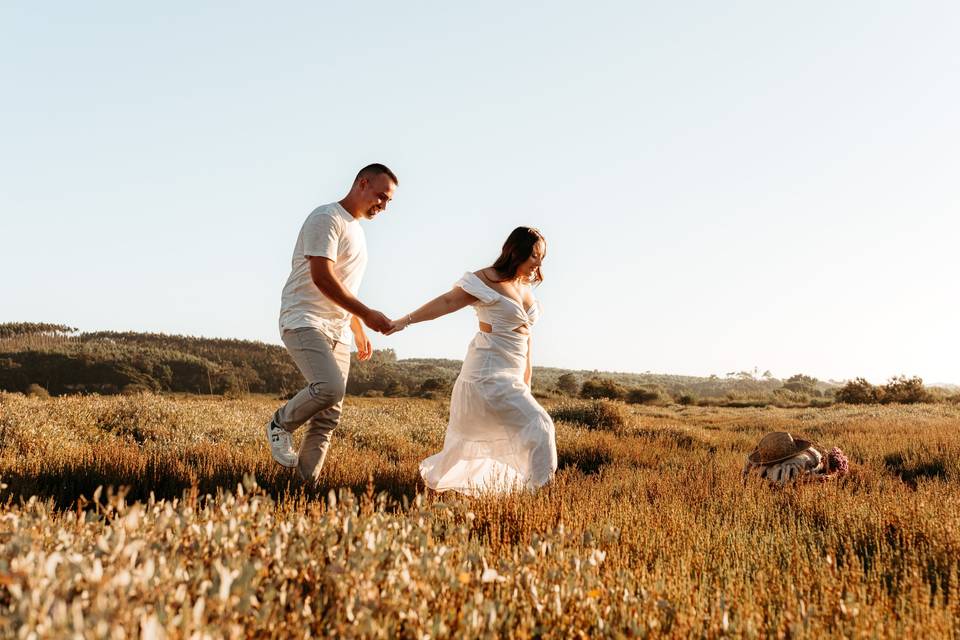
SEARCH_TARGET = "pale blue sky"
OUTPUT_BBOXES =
[2,2,958,383]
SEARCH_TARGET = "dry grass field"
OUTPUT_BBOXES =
[2,392,959,638]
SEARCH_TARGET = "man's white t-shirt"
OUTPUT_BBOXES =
[279,202,367,344]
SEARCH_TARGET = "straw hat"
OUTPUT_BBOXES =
[747,432,817,465]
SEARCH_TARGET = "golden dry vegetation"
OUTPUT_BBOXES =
[1,392,959,638]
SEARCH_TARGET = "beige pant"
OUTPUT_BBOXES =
[275,327,351,486]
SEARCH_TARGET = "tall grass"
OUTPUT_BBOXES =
[2,393,959,637]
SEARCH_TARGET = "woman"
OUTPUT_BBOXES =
[389,227,558,495]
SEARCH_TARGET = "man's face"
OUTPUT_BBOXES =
[358,174,396,220]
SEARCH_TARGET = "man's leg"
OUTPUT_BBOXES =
[297,341,351,485]
[267,328,347,467]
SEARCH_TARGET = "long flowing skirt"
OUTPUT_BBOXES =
[419,331,558,495]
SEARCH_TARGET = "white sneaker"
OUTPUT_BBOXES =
[265,419,297,468]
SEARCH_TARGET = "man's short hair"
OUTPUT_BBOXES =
[355,163,399,185]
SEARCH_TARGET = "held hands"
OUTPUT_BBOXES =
[360,309,410,336]
[384,314,412,336]
[362,309,393,334]
[360,305,416,336]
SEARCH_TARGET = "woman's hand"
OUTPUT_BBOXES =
[351,316,373,361]
[385,315,411,336]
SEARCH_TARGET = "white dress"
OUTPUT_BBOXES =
[419,272,558,495]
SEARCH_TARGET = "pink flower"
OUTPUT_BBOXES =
[827,447,849,474]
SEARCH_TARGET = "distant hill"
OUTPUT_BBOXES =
[0,321,840,401]
[930,382,960,390]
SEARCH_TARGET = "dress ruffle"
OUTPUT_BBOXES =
[420,411,556,495]
[419,311,558,496]
[454,272,500,304]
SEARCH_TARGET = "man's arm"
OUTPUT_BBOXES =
[309,257,391,333]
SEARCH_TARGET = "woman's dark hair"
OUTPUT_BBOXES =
[490,227,545,284]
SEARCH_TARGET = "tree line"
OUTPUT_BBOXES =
[0,323,954,405]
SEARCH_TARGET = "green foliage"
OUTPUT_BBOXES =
[417,377,450,398]
[0,322,76,339]
[836,376,933,405]
[549,399,628,431]
[625,386,668,405]
[383,381,409,397]
[24,383,50,399]
[0,326,298,396]
[836,378,881,404]
[580,377,627,400]
[556,372,580,396]
[3,323,948,409]
[881,376,931,404]
[782,373,821,396]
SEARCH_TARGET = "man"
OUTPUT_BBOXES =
[266,163,398,485]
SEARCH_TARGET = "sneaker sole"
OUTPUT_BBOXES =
[265,423,298,468]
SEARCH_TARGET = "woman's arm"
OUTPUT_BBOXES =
[389,287,477,333]
[524,336,532,386]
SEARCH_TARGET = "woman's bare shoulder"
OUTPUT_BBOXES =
[474,268,496,285]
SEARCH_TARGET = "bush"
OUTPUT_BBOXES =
[721,392,771,408]
[418,378,450,398]
[676,393,697,406]
[25,383,50,399]
[881,376,931,404]
[835,378,881,405]
[549,400,627,431]
[626,386,666,405]
[771,388,813,407]
[836,376,933,405]
[580,377,626,400]
[121,384,154,395]
[384,381,408,398]
[556,373,580,396]
[782,374,819,396]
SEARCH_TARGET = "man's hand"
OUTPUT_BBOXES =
[362,309,393,334]
[351,317,373,361]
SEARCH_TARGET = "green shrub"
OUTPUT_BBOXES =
[25,383,50,399]
[836,376,933,405]
[626,386,666,405]
[556,373,580,396]
[781,374,819,396]
[881,376,931,404]
[835,378,881,404]
[384,381,408,398]
[418,378,450,398]
[121,384,153,395]
[550,400,627,431]
[772,388,812,406]
[580,378,626,400]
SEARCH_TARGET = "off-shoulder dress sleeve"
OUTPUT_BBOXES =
[454,272,499,305]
